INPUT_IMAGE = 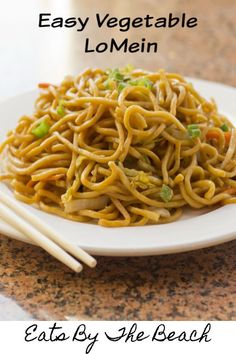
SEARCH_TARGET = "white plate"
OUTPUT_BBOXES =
[1,78,236,256]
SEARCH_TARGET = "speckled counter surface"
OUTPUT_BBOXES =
[0,237,236,320]
[0,0,236,320]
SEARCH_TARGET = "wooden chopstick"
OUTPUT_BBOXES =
[0,190,97,270]
[0,203,83,272]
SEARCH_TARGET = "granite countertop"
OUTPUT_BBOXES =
[0,0,236,320]
[1,237,236,320]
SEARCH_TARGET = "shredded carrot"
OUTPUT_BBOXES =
[223,188,236,195]
[38,83,51,89]
[206,131,220,141]
[224,131,231,145]
[206,130,231,145]
[26,180,35,188]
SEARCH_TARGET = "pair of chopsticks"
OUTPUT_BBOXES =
[0,190,97,272]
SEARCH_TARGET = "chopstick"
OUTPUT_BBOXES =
[0,190,97,272]
[0,203,83,272]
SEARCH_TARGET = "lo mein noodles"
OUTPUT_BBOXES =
[1,67,236,227]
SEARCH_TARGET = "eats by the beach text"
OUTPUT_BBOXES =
[24,322,211,354]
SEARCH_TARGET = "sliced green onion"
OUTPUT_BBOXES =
[57,100,65,116]
[160,184,173,202]
[138,171,150,184]
[142,155,150,163]
[122,64,135,74]
[187,124,201,138]
[129,77,153,89]
[32,120,50,138]
[220,123,229,132]
[108,68,124,82]
[118,82,128,92]
[104,79,114,90]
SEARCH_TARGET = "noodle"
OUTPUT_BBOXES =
[1,67,236,227]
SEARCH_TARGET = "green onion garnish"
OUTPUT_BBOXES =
[129,77,153,89]
[103,79,113,90]
[187,124,201,138]
[160,184,173,203]
[220,123,229,132]
[108,68,124,82]
[118,82,128,92]
[31,120,50,138]
[122,64,135,74]
[57,101,65,116]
